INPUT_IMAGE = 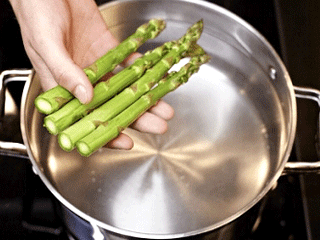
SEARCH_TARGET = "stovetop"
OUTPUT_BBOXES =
[1,0,320,239]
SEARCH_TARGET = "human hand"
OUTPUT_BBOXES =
[9,0,174,149]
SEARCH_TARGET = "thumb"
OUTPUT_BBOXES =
[42,42,94,104]
[54,59,94,104]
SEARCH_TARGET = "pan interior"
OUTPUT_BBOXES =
[23,0,292,237]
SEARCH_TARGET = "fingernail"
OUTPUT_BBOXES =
[74,85,88,104]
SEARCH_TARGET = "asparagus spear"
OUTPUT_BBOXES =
[76,54,210,157]
[44,41,175,135]
[58,20,204,151]
[34,19,166,115]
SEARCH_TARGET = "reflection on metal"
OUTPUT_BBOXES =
[4,89,18,115]
[0,69,32,120]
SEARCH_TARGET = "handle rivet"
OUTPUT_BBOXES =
[269,66,277,80]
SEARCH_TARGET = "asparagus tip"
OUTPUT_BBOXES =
[151,18,166,30]
[186,43,206,57]
[201,53,211,64]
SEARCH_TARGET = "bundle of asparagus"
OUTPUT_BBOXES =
[44,40,176,135]
[44,19,204,136]
[35,19,210,156]
[34,19,166,114]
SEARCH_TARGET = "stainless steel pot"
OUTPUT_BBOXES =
[1,0,320,239]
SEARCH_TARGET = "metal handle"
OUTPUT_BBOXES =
[0,69,32,159]
[0,141,28,159]
[283,86,320,174]
[0,69,32,119]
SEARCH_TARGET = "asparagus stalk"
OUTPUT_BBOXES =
[58,20,204,151]
[44,41,175,136]
[34,19,166,115]
[76,54,210,157]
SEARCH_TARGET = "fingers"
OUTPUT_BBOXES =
[105,133,134,150]
[130,112,169,135]
[147,100,175,121]
[131,100,174,133]
[106,100,174,150]
[121,52,143,67]
[105,112,169,150]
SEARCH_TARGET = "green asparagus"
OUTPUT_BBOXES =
[34,19,166,115]
[44,41,175,135]
[76,54,210,157]
[58,20,204,151]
